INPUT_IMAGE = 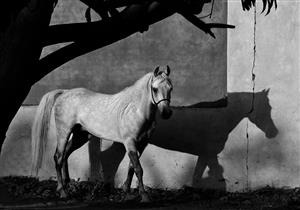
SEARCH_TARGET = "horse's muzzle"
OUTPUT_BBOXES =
[161,108,172,119]
[265,126,279,139]
[157,100,172,119]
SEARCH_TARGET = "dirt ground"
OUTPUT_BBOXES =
[0,176,300,210]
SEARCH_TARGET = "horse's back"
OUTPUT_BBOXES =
[53,88,96,125]
[53,88,115,131]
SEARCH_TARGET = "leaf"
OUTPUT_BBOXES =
[262,0,267,13]
[242,0,277,14]
[265,0,274,15]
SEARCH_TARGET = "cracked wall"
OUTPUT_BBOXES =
[224,0,300,190]
[0,0,299,192]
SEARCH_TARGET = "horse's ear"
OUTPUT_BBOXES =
[165,65,170,76]
[154,66,160,77]
[263,88,270,95]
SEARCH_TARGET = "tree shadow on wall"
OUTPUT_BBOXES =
[90,89,278,191]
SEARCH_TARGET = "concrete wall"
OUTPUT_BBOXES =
[224,0,300,190]
[0,0,299,192]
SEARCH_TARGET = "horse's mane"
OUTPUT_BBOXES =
[114,72,153,104]
[172,89,270,110]
[122,72,152,93]
[132,72,153,89]
[173,97,228,110]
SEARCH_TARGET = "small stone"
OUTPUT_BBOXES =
[242,200,252,205]
[220,196,228,202]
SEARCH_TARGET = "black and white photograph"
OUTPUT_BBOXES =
[0,0,299,209]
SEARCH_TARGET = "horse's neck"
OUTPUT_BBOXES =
[225,93,253,126]
[136,74,155,120]
[119,73,155,120]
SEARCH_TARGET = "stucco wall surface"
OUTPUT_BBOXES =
[0,0,299,192]
[225,0,300,190]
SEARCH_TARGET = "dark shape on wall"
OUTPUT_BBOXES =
[241,0,277,15]
[88,137,102,181]
[94,89,278,190]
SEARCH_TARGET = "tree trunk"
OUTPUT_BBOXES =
[0,1,174,154]
[0,0,55,151]
[0,0,206,154]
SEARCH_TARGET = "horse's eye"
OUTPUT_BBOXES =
[153,88,158,93]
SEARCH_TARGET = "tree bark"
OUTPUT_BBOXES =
[0,0,55,151]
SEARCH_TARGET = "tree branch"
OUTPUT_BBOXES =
[91,0,142,9]
[36,2,173,83]
[80,0,121,20]
[43,0,221,46]
[180,12,235,39]
[81,0,109,19]
[38,0,234,83]
[164,0,234,39]
[44,1,164,46]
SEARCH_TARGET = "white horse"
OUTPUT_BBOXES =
[31,66,173,201]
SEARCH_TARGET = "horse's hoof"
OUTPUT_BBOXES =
[122,183,130,193]
[140,193,150,203]
[60,190,68,198]
[103,182,115,194]
[57,188,68,199]
[124,193,137,202]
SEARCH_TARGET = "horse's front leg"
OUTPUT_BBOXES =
[122,162,134,194]
[122,140,148,193]
[124,139,150,203]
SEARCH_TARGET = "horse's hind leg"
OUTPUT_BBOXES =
[122,162,134,194]
[62,127,90,185]
[122,140,148,193]
[124,139,149,203]
[61,136,72,185]
[54,126,71,198]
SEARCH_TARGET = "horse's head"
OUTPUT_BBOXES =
[248,89,279,139]
[151,66,173,119]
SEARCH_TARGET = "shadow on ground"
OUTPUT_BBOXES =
[0,176,299,210]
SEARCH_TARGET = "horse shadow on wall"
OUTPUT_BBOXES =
[91,89,279,190]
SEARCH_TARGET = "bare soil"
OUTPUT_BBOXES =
[0,176,299,210]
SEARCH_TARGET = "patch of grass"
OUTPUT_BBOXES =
[0,176,300,210]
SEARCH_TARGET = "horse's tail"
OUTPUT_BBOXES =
[31,89,64,176]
